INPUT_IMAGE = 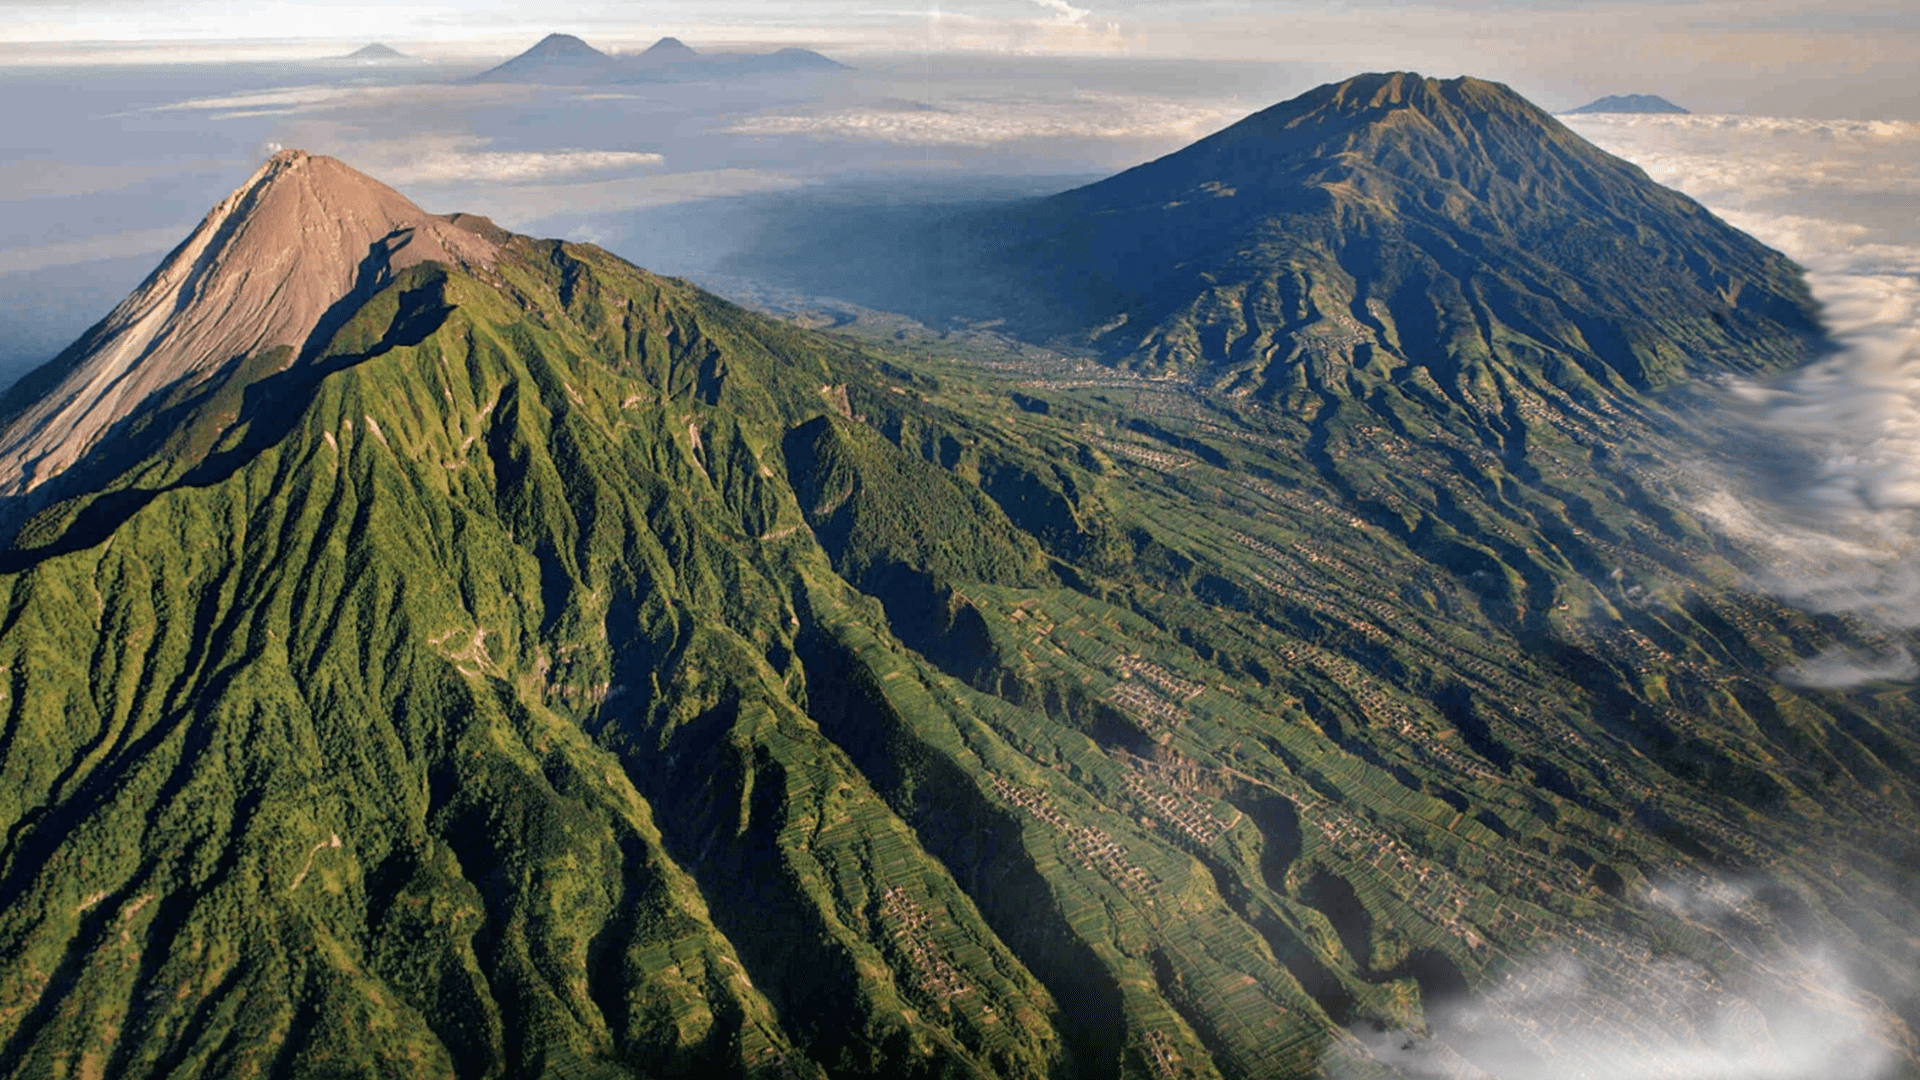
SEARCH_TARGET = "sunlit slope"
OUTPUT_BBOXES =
[0,188,1915,1078]
[0,246,1069,1079]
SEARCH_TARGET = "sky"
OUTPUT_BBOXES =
[0,0,1916,116]
[0,3,1915,1071]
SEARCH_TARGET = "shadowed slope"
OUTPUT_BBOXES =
[738,73,1816,397]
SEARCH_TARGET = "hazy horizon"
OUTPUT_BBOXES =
[0,6,1917,1077]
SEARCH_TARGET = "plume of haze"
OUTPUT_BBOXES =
[1565,113,1920,686]
[0,42,1319,382]
[1324,874,1905,1079]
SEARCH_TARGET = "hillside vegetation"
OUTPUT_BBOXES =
[0,80,1915,1080]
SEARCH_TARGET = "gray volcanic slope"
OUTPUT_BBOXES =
[0,150,496,499]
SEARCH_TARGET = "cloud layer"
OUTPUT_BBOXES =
[1350,949,1893,1080]
[1568,113,1920,676]
[0,225,188,275]
[1329,875,1901,1079]
[375,148,665,186]
[727,92,1234,146]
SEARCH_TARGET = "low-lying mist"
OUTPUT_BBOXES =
[1328,873,1908,1079]
[1567,114,1920,686]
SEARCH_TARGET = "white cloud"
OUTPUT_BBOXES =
[0,225,187,275]
[1029,0,1091,25]
[728,92,1234,146]
[0,159,236,201]
[281,135,667,192]
[376,148,665,186]
[137,81,549,121]
[1571,111,1920,678]
[1568,113,1920,143]
[419,168,805,228]
[1780,644,1919,688]
[1329,919,1897,1080]
[145,84,361,116]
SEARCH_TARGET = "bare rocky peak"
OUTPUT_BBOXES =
[0,149,496,498]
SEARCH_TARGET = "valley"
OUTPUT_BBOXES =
[0,72,1913,1080]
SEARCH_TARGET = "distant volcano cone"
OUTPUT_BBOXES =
[639,36,699,61]
[521,32,604,60]
[468,32,617,82]
[342,43,409,61]
[475,31,840,84]
[0,150,496,497]
[1566,93,1688,115]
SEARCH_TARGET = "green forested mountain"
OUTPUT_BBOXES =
[0,79,1915,1080]
[732,73,1816,393]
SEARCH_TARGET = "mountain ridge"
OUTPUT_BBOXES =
[469,33,844,85]
[0,105,1915,1079]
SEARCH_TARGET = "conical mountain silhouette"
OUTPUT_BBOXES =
[758,73,1814,394]
[340,43,411,61]
[472,31,842,84]
[468,32,616,82]
[0,150,496,499]
[639,36,699,60]
[517,31,605,60]
[0,83,1913,1080]
[1566,93,1688,115]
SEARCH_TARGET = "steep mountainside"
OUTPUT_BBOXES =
[737,73,1812,396]
[0,151,495,502]
[0,136,1916,1080]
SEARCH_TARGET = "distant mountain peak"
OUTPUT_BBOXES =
[1037,72,1812,383]
[1324,70,1451,109]
[1068,72,1575,211]
[1565,93,1688,115]
[474,31,840,83]
[1235,72,1544,135]
[0,150,496,498]
[766,70,1815,398]
[469,32,619,83]
[342,42,408,60]
[641,36,698,58]
[524,32,605,58]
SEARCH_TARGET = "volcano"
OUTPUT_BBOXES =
[0,87,1914,1080]
[0,150,497,501]
[744,73,1815,398]
[470,33,844,85]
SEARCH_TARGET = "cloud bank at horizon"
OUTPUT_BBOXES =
[1568,112,1920,678]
